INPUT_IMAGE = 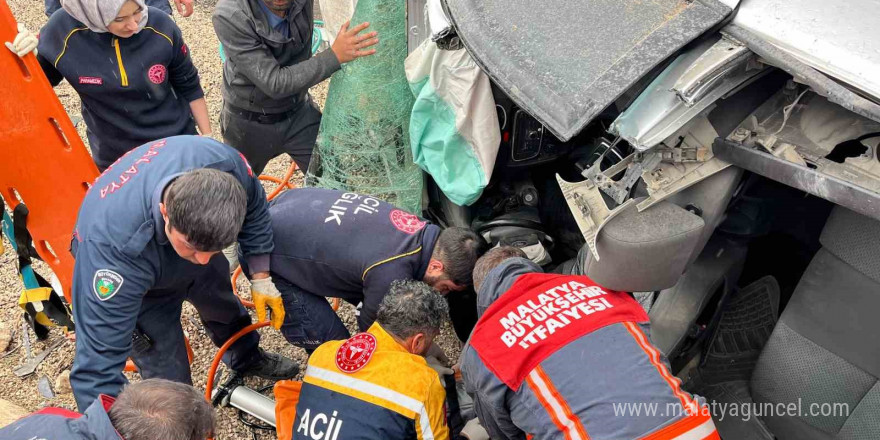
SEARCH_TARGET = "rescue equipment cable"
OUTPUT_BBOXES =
[204,321,271,402]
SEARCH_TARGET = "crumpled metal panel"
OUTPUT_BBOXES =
[611,36,766,151]
[442,0,732,141]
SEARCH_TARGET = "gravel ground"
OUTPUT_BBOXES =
[1,1,462,438]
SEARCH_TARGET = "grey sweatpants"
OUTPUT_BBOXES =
[220,97,322,175]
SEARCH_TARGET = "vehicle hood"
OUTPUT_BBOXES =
[732,0,880,102]
[442,0,733,141]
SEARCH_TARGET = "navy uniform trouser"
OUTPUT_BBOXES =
[132,253,261,383]
[274,276,351,352]
[45,0,172,17]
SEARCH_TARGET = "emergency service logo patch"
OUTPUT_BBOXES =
[389,209,426,234]
[335,333,377,373]
[148,64,167,84]
[93,269,124,301]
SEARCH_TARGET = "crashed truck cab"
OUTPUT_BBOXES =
[410,0,880,437]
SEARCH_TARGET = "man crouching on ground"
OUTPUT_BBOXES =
[275,280,450,440]
[459,247,719,440]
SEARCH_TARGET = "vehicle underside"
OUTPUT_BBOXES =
[411,0,880,437]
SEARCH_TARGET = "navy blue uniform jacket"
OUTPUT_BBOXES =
[37,7,204,169]
[268,188,440,330]
[0,396,119,440]
[69,136,273,410]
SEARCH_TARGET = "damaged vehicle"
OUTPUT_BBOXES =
[406,0,880,437]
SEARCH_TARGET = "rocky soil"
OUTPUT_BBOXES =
[0,1,462,438]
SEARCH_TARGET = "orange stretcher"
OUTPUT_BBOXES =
[0,1,99,303]
[0,6,180,372]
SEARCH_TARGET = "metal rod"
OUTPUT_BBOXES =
[713,138,880,221]
[228,386,277,427]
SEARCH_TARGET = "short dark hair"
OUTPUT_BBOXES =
[163,168,247,252]
[108,379,215,440]
[377,280,449,340]
[473,246,527,292]
[432,227,489,286]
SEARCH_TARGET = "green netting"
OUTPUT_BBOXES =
[305,0,422,213]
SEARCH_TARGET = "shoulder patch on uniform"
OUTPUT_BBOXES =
[93,269,124,301]
[389,209,426,234]
[335,333,377,373]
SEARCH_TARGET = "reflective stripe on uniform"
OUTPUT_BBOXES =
[305,365,436,440]
[524,365,590,440]
[623,322,698,414]
[640,412,719,440]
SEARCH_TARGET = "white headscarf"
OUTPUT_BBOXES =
[62,0,148,33]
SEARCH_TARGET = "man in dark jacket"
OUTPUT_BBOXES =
[251,187,487,352]
[212,0,378,175]
[459,247,718,440]
[69,136,297,411]
[1,379,214,440]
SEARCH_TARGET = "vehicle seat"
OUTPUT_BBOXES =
[724,206,880,439]
[572,199,705,292]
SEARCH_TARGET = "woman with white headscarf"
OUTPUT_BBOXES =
[43,0,195,19]
[6,0,210,170]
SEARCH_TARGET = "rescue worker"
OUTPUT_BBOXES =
[6,0,211,171]
[250,187,488,352]
[460,247,719,440]
[0,378,214,440]
[212,0,378,175]
[68,135,297,412]
[278,280,450,440]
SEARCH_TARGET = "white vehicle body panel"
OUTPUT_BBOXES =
[732,0,880,101]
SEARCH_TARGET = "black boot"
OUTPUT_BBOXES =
[240,349,300,380]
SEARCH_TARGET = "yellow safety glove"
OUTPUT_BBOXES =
[250,277,285,329]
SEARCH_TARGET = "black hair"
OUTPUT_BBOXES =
[163,168,247,252]
[432,227,489,286]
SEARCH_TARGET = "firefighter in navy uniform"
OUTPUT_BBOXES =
[68,135,297,411]
[460,247,719,440]
[252,187,487,352]
[278,280,450,440]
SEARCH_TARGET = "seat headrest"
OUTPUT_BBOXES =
[820,207,880,283]
[579,199,705,292]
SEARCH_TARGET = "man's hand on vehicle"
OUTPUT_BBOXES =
[331,21,379,64]
[250,274,285,329]
[174,0,194,17]
[5,24,38,58]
